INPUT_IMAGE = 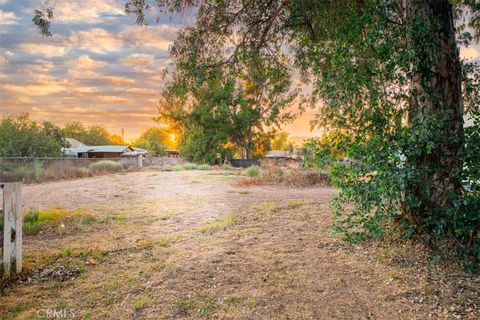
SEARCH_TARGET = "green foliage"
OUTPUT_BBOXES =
[182,163,198,170]
[23,208,68,235]
[132,127,167,156]
[62,121,115,146]
[0,113,66,157]
[197,164,211,171]
[301,129,351,171]
[88,160,123,174]
[172,165,183,171]
[160,29,296,163]
[245,166,260,177]
[271,131,292,151]
[197,214,238,235]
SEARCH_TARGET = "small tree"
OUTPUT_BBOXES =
[132,128,168,156]
[0,113,66,157]
[63,122,114,145]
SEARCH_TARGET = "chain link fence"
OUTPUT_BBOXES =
[0,156,184,183]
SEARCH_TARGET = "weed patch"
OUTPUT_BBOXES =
[258,202,279,214]
[175,291,218,318]
[197,214,238,235]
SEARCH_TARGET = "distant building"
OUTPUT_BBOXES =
[166,150,180,158]
[65,138,86,149]
[63,138,148,158]
[265,150,298,160]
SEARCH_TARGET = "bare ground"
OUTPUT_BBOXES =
[0,169,479,319]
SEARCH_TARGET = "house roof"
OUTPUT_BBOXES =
[75,145,133,154]
[65,138,85,149]
[265,150,292,158]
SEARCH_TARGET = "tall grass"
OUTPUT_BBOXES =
[88,160,124,174]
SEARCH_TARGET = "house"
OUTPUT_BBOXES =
[265,150,298,159]
[65,138,86,149]
[63,138,148,158]
[63,138,86,156]
[75,145,136,158]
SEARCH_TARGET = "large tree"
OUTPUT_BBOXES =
[158,49,295,162]
[34,0,480,268]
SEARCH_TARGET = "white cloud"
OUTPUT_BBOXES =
[19,43,68,57]
[119,25,178,51]
[53,1,124,24]
[460,46,480,60]
[66,55,106,78]
[68,55,106,70]
[0,10,18,25]
[68,28,123,54]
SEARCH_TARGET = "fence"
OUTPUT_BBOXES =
[0,156,185,183]
[1,182,22,276]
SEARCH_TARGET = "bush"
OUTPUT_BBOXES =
[183,163,198,170]
[197,164,211,170]
[88,160,123,174]
[172,165,183,171]
[162,164,173,171]
[245,165,260,177]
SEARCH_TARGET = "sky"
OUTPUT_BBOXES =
[1,1,479,141]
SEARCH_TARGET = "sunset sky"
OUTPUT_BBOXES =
[1,1,479,141]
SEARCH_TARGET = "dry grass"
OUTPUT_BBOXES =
[0,170,478,319]
[237,167,331,187]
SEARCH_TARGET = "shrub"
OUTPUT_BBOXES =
[245,165,260,177]
[183,163,198,170]
[88,160,123,174]
[172,165,183,171]
[162,164,173,171]
[8,162,45,183]
[197,164,211,170]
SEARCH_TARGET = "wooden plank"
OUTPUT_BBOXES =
[2,183,22,276]
[13,183,22,273]
[2,184,13,277]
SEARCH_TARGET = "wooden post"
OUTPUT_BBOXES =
[1,183,22,276]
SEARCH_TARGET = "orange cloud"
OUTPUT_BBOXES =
[19,43,68,57]
[120,25,178,51]
[104,76,135,85]
[120,53,155,65]
[460,46,480,60]
[68,28,123,54]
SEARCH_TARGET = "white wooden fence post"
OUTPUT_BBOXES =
[1,183,22,276]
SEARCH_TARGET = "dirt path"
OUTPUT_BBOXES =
[1,169,478,319]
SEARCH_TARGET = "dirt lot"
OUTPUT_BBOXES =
[1,169,479,319]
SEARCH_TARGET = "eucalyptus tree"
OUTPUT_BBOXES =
[34,0,480,268]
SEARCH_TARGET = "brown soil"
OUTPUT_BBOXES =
[0,169,478,319]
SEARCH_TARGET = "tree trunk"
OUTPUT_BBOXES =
[404,0,464,222]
